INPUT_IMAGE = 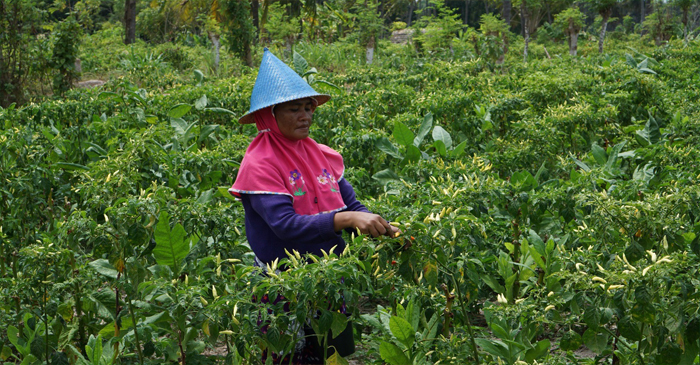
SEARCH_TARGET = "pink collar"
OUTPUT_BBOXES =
[230,107,346,215]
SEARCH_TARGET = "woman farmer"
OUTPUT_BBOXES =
[229,49,399,362]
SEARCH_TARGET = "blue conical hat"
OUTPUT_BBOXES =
[239,48,331,124]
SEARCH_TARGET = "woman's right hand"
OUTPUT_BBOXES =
[334,211,399,238]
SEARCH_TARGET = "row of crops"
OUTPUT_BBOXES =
[1,38,700,364]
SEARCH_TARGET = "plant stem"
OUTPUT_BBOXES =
[322,332,328,364]
[600,326,645,365]
[449,273,480,365]
[43,265,51,364]
[123,265,144,365]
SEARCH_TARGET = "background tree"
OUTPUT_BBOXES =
[264,3,300,53]
[124,0,136,44]
[351,0,384,64]
[478,13,509,64]
[642,4,675,45]
[413,0,463,55]
[51,17,83,95]
[223,0,256,66]
[553,6,584,55]
[587,0,617,53]
[676,0,697,42]
[0,0,42,107]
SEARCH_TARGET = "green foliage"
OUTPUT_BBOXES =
[477,14,510,63]
[642,8,678,45]
[263,3,299,47]
[222,0,256,64]
[413,0,463,53]
[3,36,700,365]
[349,0,384,48]
[553,7,585,35]
[0,0,44,107]
[51,17,83,95]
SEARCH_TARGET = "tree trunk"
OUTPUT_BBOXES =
[407,0,415,26]
[598,10,610,54]
[521,0,529,62]
[484,0,489,14]
[366,35,375,64]
[568,24,578,56]
[640,0,645,35]
[251,0,259,35]
[682,8,689,42]
[208,31,221,72]
[244,41,253,67]
[124,0,137,45]
[544,0,552,24]
[502,0,511,26]
[463,0,470,25]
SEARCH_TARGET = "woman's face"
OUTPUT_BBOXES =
[274,98,315,141]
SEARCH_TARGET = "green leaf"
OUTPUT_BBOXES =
[559,330,582,351]
[475,338,510,360]
[511,171,537,191]
[393,122,414,147]
[86,335,103,364]
[582,328,609,353]
[489,321,510,341]
[55,162,90,171]
[635,115,661,146]
[570,155,591,172]
[326,351,350,365]
[658,343,682,365]
[618,316,641,341]
[432,126,452,148]
[450,140,467,157]
[97,91,120,101]
[604,142,626,174]
[204,107,236,116]
[217,187,237,201]
[318,310,333,334]
[421,313,440,341]
[481,275,505,293]
[423,261,438,288]
[404,145,421,164]
[198,125,219,144]
[88,259,119,279]
[193,69,205,85]
[687,317,700,343]
[153,211,190,275]
[379,341,410,365]
[525,339,550,362]
[376,137,403,159]
[1,343,12,360]
[591,143,607,166]
[330,312,348,339]
[195,95,207,110]
[7,326,22,352]
[168,104,192,119]
[293,51,309,75]
[433,140,447,157]
[389,316,415,349]
[625,240,645,263]
[372,169,400,186]
[583,307,600,329]
[414,113,433,146]
[19,354,38,365]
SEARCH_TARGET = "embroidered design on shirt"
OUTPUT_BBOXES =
[317,168,340,192]
[289,169,306,196]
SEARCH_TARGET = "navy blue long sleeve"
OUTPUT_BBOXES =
[241,178,370,264]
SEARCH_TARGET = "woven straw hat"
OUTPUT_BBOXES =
[238,48,331,124]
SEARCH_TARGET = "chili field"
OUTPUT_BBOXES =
[2,36,700,365]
